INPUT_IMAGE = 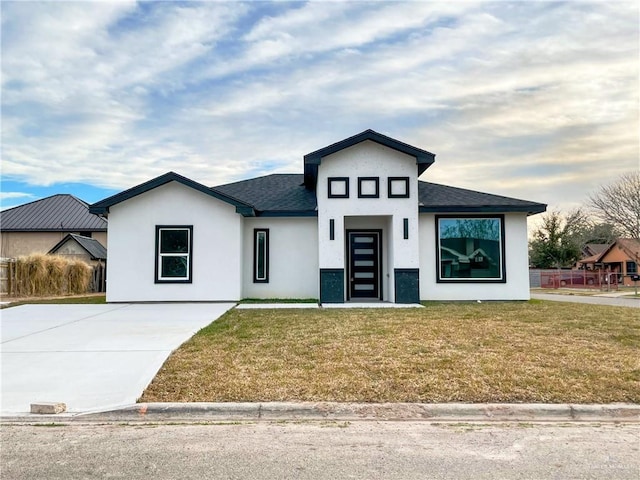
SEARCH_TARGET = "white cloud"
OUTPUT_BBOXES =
[0,192,34,200]
[1,0,638,213]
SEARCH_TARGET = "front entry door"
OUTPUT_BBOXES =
[348,230,382,300]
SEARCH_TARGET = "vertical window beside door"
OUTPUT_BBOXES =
[155,226,193,283]
[253,229,269,283]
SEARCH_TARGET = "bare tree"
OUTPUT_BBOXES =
[589,172,640,240]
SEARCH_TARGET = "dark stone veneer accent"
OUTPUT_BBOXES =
[394,268,420,304]
[320,268,345,303]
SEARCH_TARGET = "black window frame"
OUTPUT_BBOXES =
[627,261,637,274]
[253,228,270,283]
[435,215,506,283]
[357,177,380,198]
[388,177,410,198]
[155,225,193,284]
[328,177,350,198]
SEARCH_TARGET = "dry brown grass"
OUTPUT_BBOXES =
[141,301,640,404]
[12,254,92,296]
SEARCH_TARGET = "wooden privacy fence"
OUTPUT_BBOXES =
[0,257,106,296]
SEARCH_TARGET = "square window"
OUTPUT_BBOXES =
[155,226,193,283]
[436,216,506,283]
[388,177,410,198]
[328,177,349,198]
[358,177,379,198]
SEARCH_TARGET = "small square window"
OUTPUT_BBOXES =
[358,177,379,198]
[328,177,349,198]
[388,177,410,198]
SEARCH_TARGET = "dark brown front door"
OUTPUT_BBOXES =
[348,230,382,299]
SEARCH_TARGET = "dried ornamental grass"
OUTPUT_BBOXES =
[67,260,92,294]
[13,254,92,296]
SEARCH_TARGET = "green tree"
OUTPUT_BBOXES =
[529,210,583,268]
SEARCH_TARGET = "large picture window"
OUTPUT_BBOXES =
[253,228,269,283]
[155,226,193,283]
[436,215,506,283]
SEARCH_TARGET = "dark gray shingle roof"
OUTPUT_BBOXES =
[212,174,545,215]
[49,233,107,260]
[213,174,317,215]
[0,194,107,231]
[418,181,546,214]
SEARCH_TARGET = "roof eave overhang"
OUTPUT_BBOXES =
[419,205,547,215]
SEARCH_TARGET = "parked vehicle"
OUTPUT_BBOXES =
[541,270,618,289]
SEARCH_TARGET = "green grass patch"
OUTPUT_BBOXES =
[1,294,106,308]
[141,301,640,404]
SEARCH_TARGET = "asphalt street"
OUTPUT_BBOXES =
[2,421,639,479]
[530,292,639,308]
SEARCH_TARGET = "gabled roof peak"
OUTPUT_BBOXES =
[89,171,255,216]
[303,129,435,189]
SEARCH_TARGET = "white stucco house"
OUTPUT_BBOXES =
[90,130,546,303]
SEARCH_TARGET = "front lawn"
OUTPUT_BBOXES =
[141,301,640,404]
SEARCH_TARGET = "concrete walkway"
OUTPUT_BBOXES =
[236,302,424,309]
[531,293,639,308]
[0,303,234,414]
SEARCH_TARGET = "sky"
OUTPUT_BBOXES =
[1,1,638,223]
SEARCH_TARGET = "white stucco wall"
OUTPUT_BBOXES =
[106,182,242,302]
[419,213,531,300]
[242,217,318,299]
[316,141,420,302]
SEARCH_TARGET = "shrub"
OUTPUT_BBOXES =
[13,254,92,297]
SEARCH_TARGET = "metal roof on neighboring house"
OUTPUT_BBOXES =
[0,194,108,231]
[49,233,108,260]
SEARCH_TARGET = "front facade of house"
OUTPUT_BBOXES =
[91,130,546,303]
[578,238,640,286]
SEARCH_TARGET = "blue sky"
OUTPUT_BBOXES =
[1,1,638,221]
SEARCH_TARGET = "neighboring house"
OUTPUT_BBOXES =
[578,238,640,286]
[48,233,108,266]
[576,243,609,270]
[0,194,108,259]
[582,243,608,258]
[90,130,546,303]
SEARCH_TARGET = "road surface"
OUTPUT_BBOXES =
[2,421,638,479]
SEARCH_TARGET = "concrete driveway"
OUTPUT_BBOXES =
[1,303,235,414]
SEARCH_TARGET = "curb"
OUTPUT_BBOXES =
[2,402,639,424]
